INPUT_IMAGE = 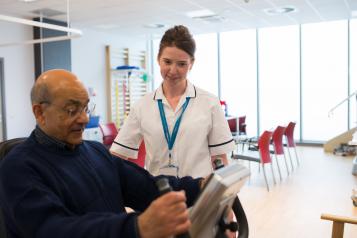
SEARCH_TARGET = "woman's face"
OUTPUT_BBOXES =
[158,46,194,84]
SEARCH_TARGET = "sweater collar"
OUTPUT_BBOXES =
[34,126,78,151]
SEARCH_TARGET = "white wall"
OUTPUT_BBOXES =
[71,28,147,124]
[0,21,36,139]
[0,23,147,139]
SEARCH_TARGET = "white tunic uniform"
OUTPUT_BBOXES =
[110,82,235,178]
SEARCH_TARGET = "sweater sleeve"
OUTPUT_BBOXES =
[0,156,140,238]
[117,159,202,210]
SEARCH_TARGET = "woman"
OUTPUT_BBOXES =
[110,25,235,178]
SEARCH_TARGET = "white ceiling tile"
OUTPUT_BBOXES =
[0,0,354,36]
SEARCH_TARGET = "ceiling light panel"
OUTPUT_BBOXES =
[186,9,216,18]
[263,6,297,16]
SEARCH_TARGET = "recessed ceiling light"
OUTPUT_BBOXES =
[264,6,297,15]
[18,0,39,2]
[186,9,216,18]
[193,14,226,23]
[143,23,165,29]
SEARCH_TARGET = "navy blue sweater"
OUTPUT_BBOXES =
[0,132,201,238]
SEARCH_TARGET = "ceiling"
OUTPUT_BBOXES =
[0,0,356,39]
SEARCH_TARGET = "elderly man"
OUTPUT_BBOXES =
[0,69,202,238]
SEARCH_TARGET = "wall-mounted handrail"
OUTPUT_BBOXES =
[328,91,357,117]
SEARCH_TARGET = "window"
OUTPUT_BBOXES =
[258,25,300,138]
[350,19,357,129]
[301,20,348,141]
[190,33,219,95]
[220,30,258,137]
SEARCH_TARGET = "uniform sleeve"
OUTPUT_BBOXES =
[208,98,236,156]
[0,159,140,238]
[110,106,143,159]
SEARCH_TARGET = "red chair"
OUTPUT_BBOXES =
[227,117,238,134]
[232,130,276,191]
[238,116,247,135]
[127,141,146,168]
[271,126,290,179]
[284,122,300,169]
[99,122,118,147]
[99,123,146,168]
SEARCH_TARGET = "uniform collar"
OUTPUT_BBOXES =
[153,81,197,101]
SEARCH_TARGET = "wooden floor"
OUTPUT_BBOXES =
[229,146,357,238]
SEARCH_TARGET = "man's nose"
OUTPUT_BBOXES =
[77,110,90,124]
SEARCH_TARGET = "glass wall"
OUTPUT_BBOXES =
[301,20,348,141]
[189,33,219,95]
[258,25,300,138]
[220,30,258,137]
[150,19,355,143]
[350,19,357,129]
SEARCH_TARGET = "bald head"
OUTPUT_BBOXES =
[31,69,90,147]
[31,69,84,105]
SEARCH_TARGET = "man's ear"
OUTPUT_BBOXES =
[32,104,45,125]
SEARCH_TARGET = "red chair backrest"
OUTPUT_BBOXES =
[100,123,146,168]
[128,140,146,168]
[284,122,296,147]
[238,116,246,134]
[272,126,286,155]
[99,123,118,146]
[258,131,273,164]
[227,117,238,133]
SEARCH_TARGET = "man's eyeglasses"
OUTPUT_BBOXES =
[40,101,96,118]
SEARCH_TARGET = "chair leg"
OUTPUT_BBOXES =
[262,164,269,191]
[286,147,294,171]
[283,152,290,176]
[331,221,344,238]
[294,147,300,166]
[248,161,251,184]
[270,162,276,185]
[274,153,282,181]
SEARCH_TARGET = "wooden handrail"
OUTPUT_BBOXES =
[321,213,357,238]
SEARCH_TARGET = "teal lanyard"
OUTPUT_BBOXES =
[158,97,190,159]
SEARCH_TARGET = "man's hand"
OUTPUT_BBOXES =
[138,191,190,238]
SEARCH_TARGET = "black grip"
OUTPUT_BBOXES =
[213,159,225,170]
[156,177,172,195]
[155,178,190,238]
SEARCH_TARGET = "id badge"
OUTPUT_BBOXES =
[159,164,179,177]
